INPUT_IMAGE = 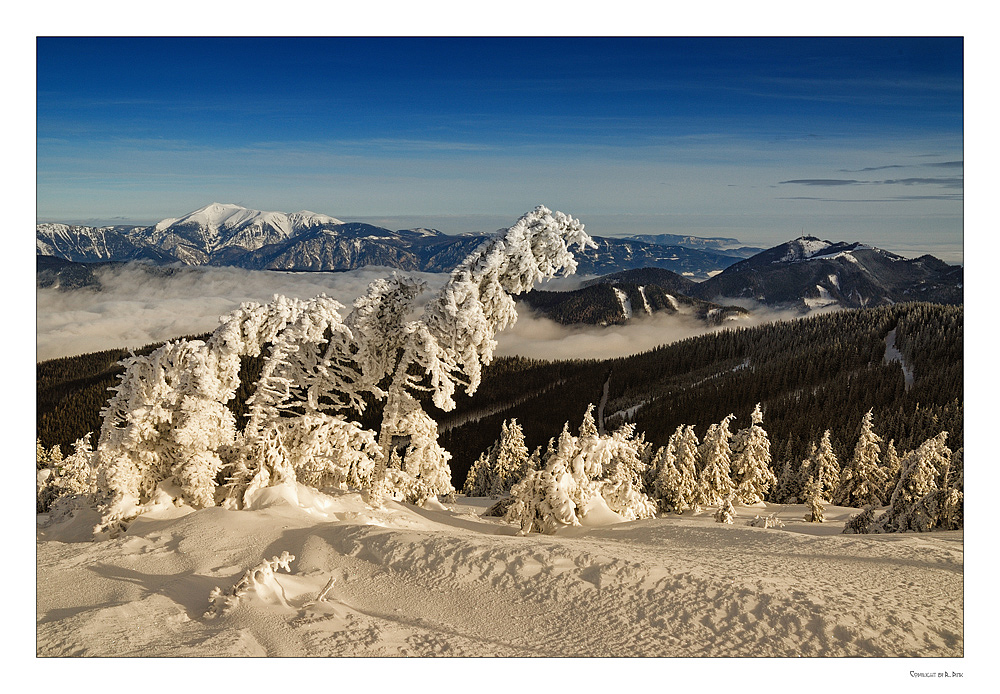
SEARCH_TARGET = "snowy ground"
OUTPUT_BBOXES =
[36,484,963,674]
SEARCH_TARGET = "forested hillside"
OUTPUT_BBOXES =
[439,302,962,486]
[38,302,961,492]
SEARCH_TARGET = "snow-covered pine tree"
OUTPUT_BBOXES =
[795,442,816,503]
[505,412,657,533]
[878,431,953,533]
[880,439,902,502]
[674,425,700,508]
[37,435,97,514]
[834,409,888,508]
[372,206,594,502]
[463,419,531,497]
[842,505,876,534]
[811,430,841,502]
[802,476,825,522]
[730,404,777,505]
[505,424,580,535]
[696,415,736,506]
[649,425,699,513]
[714,495,736,524]
[774,457,798,504]
[463,452,489,497]
[650,437,679,513]
[505,464,579,536]
[598,424,657,521]
[95,294,322,528]
[492,419,531,494]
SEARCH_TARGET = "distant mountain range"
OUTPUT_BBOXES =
[37,204,962,316]
[37,203,760,279]
[520,236,963,323]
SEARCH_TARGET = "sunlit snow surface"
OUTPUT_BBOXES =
[36,485,963,657]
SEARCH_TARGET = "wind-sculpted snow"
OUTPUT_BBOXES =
[36,488,963,658]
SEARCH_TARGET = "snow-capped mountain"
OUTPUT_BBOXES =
[37,204,744,277]
[147,203,346,263]
[690,236,963,309]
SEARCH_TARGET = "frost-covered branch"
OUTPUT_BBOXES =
[204,551,295,619]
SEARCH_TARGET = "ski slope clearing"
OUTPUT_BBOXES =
[36,485,963,659]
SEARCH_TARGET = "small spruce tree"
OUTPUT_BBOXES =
[834,409,887,508]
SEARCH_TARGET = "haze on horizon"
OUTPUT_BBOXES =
[36,37,963,263]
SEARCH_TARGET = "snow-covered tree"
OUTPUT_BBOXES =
[802,477,825,523]
[842,505,876,534]
[463,419,531,497]
[714,495,736,524]
[37,435,97,513]
[774,457,799,504]
[880,439,902,501]
[505,412,657,534]
[834,409,887,508]
[696,415,736,506]
[810,430,840,501]
[651,425,698,513]
[598,424,657,521]
[878,432,954,533]
[730,404,776,505]
[371,206,594,502]
[505,464,579,536]
[94,294,322,529]
[86,206,594,531]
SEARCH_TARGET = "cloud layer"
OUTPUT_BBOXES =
[37,265,817,366]
[36,265,448,362]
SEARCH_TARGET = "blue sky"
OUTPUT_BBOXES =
[36,37,964,260]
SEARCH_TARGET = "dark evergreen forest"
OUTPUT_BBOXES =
[37,302,962,490]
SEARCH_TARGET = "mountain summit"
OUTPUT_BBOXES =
[690,236,962,309]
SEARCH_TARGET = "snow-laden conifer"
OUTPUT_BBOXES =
[95,294,318,528]
[730,404,776,505]
[834,409,887,508]
[651,425,698,513]
[372,206,594,502]
[87,206,594,528]
[37,435,98,514]
[774,457,799,504]
[505,413,656,533]
[463,419,531,497]
[811,430,840,502]
[842,505,876,534]
[696,415,736,506]
[505,431,579,535]
[599,424,658,521]
[714,495,736,524]
[881,439,902,501]
[802,477,825,522]
[878,432,953,532]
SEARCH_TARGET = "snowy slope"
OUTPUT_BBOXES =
[36,485,963,659]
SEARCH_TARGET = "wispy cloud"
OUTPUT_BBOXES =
[780,176,963,189]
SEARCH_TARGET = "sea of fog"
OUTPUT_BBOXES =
[36,264,810,363]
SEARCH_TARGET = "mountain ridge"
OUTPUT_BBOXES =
[36,203,746,278]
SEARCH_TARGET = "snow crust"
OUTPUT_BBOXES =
[36,487,963,659]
